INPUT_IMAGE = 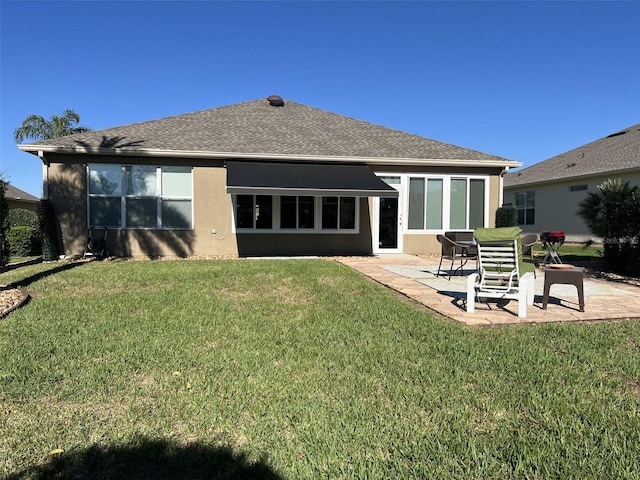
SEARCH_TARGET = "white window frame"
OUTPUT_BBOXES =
[405,174,489,233]
[87,164,193,230]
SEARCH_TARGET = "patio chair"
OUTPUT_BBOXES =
[521,233,538,265]
[466,227,535,318]
[436,234,477,280]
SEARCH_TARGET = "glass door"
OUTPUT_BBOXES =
[373,176,403,254]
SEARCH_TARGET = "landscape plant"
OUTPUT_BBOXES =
[577,178,640,275]
[0,179,9,269]
[495,205,517,227]
[1,259,638,479]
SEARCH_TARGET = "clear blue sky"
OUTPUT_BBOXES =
[1,0,639,197]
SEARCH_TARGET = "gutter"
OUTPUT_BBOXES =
[18,144,522,169]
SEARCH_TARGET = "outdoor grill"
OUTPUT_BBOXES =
[540,231,565,243]
[540,231,566,265]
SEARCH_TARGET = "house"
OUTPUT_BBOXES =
[18,96,520,258]
[503,123,640,242]
[4,183,39,212]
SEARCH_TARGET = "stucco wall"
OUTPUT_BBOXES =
[504,171,640,242]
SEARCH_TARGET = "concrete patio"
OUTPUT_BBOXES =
[336,254,640,326]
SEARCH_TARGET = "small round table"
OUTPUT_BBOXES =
[542,266,585,312]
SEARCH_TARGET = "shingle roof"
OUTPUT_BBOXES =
[4,183,39,202]
[504,123,640,187]
[21,98,516,165]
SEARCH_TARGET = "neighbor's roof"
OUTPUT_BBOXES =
[505,123,640,188]
[4,183,39,202]
[19,97,519,167]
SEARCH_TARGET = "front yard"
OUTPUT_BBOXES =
[1,259,639,479]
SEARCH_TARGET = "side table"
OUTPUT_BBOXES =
[542,266,585,312]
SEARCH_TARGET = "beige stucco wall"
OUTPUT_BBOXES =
[46,155,506,257]
[504,171,640,242]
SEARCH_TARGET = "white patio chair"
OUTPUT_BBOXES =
[466,238,535,318]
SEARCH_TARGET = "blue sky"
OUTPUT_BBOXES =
[1,0,639,197]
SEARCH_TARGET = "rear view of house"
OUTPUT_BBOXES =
[18,96,520,258]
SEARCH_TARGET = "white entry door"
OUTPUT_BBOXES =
[373,177,403,254]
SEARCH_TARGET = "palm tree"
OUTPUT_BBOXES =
[14,109,91,143]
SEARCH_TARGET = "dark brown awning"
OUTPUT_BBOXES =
[226,161,398,197]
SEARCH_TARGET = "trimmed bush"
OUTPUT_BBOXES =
[8,225,40,256]
[38,200,60,260]
[8,208,39,230]
[495,206,517,227]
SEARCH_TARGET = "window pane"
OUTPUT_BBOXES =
[517,209,525,225]
[298,196,315,229]
[379,176,401,185]
[408,177,425,230]
[255,195,272,229]
[468,179,485,229]
[126,198,157,228]
[236,195,254,229]
[525,209,535,225]
[322,197,338,229]
[162,166,192,197]
[515,192,525,209]
[525,191,535,208]
[162,200,192,228]
[89,197,121,227]
[426,179,443,229]
[450,178,467,229]
[89,164,121,195]
[339,197,356,230]
[280,196,297,229]
[125,165,156,196]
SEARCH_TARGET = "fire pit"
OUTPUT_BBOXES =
[540,231,565,265]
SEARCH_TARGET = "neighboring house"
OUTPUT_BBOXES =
[4,183,39,212]
[18,96,520,258]
[504,124,640,243]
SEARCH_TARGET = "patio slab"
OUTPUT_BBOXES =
[336,254,640,326]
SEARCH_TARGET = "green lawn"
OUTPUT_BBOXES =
[1,259,639,479]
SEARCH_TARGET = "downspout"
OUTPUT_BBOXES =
[499,166,509,207]
[39,150,49,199]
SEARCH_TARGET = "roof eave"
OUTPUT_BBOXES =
[504,165,640,189]
[19,144,522,169]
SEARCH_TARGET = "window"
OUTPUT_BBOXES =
[515,191,535,225]
[570,184,588,192]
[407,176,485,231]
[88,164,192,229]
[234,195,358,233]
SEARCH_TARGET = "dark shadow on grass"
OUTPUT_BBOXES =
[6,260,88,288]
[7,435,284,480]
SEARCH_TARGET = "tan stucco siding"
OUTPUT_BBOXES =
[48,163,88,256]
[504,171,640,242]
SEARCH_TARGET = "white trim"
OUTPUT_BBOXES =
[20,144,522,169]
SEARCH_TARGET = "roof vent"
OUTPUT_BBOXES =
[267,95,285,107]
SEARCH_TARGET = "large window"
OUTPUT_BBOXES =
[515,191,535,225]
[234,195,358,233]
[407,176,486,231]
[88,164,193,229]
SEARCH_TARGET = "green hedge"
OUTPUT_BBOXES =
[495,206,517,227]
[8,208,39,230]
[8,225,41,256]
[38,200,60,260]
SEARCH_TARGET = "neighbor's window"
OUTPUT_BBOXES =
[88,164,193,229]
[515,191,535,225]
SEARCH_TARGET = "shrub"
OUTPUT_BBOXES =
[495,206,517,227]
[8,225,41,256]
[0,180,9,268]
[8,208,39,230]
[38,199,60,260]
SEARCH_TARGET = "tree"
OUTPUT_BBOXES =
[14,109,91,143]
[577,178,640,275]
[0,178,10,269]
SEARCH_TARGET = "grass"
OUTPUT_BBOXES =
[1,259,639,479]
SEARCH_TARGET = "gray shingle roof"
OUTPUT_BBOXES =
[22,98,516,164]
[4,183,39,202]
[505,123,640,187]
